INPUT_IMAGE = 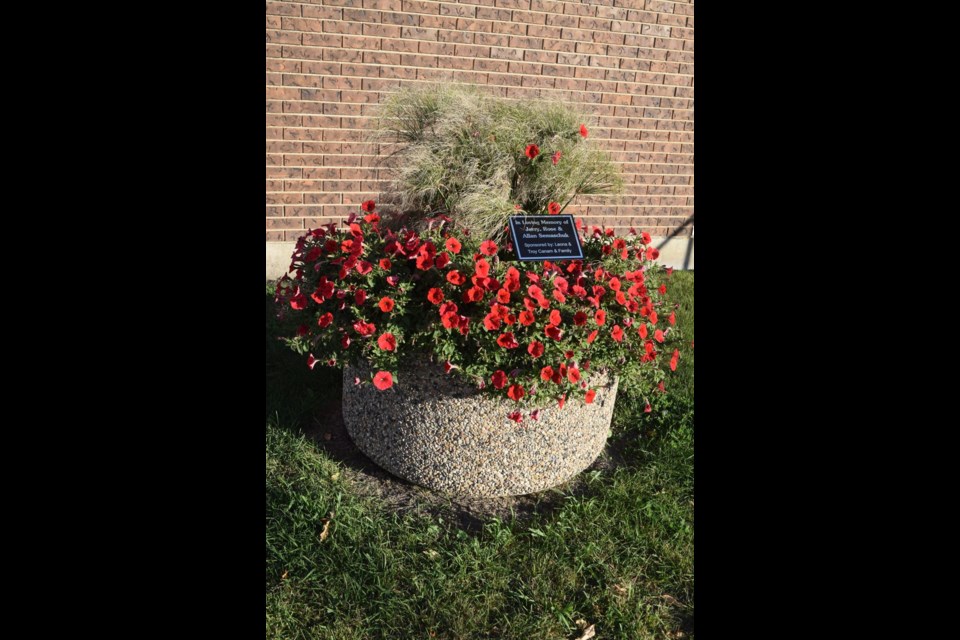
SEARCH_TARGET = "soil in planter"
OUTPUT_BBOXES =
[301,394,636,534]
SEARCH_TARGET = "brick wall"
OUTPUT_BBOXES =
[266,0,693,244]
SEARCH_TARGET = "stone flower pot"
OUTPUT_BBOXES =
[342,361,619,497]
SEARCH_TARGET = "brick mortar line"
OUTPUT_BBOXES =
[269,1,691,24]
[267,33,694,62]
[268,57,695,79]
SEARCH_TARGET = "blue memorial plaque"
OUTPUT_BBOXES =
[508,214,584,262]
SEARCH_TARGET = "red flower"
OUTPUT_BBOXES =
[548,201,561,215]
[497,332,519,349]
[341,335,351,349]
[439,301,458,316]
[363,212,380,224]
[567,367,581,383]
[361,200,376,212]
[595,309,606,325]
[640,232,652,245]
[557,395,566,409]
[586,330,598,344]
[357,260,373,275]
[528,341,544,358]
[518,310,535,326]
[441,311,459,329]
[552,150,561,165]
[377,332,396,351]
[525,144,540,159]
[649,311,658,325]
[545,325,562,340]
[290,292,307,310]
[658,381,665,393]
[491,370,508,389]
[646,247,660,261]
[443,361,457,374]
[427,288,444,305]
[540,366,554,382]
[507,384,525,401]
[549,309,562,325]
[475,258,490,278]
[654,329,665,343]
[445,237,462,254]
[579,124,588,138]
[670,348,679,371]
[668,312,676,326]
[379,258,392,270]
[573,311,587,326]
[415,253,434,270]
[446,270,466,286]
[373,370,393,390]
[638,323,648,339]
[483,313,501,331]
[508,410,523,423]
[480,240,498,256]
[496,288,511,303]
[644,403,652,413]
[609,277,621,291]
[307,354,318,370]
[464,286,484,303]
[379,297,395,312]
[353,321,376,337]
[565,350,574,359]
[435,252,450,269]
[584,389,596,403]
[611,325,624,342]
[354,289,367,305]
[645,341,655,355]
[318,312,333,328]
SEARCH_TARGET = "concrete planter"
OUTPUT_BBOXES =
[342,361,619,497]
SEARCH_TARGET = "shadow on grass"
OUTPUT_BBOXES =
[266,285,692,534]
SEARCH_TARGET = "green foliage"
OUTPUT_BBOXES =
[372,84,624,240]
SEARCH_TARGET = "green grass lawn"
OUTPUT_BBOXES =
[266,272,694,639]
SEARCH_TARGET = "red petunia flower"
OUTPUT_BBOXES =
[497,332,519,349]
[545,325,562,340]
[586,330,598,344]
[356,260,373,275]
[649,311,658,325]
[507,384,525,401]
[361,200,376,212]
[377,333,396,351]
[307,354,318,370]
[668,312,676,326]
[496,288,511,303]
[480,240,498,256]
[644,403,652,413]
[445,237,462,254]
[441,311,459,329]
[567,367,581,383]
[552,150,561,165]
[528,341,544,358]
[644,341,655,355]
[573,311,587,326]
[475,258,490,278]
[353,321,376,337]
[415,253,434,271]
[579,124,588,138]
[640,231,652,245]
[363,213,380,225]
[508,410,523,423]
[464,286,484,303]
[373,370,393,390]
[646,247,660,261]
[540,366,554,382]
[491,370,508,389]
[584,389,596,403]
[318,312,333,328]
[670,348,679,371]
[518,310,535,326]
[379,258,392,270]
[548,201,561,215]
[611,325,624,342]
[427,288,444,305]
[654,329,665,343]
[290,292,307,310]
[609,277,621,291]
[557,395,566,409]
[439,301,458,316]
[638,323,648,339]
[435,252,450,269]
[446,270,466,286]
[525,144,540,159]
[595,309,606,325]
[658,284,667,295]
[379,297,395,312]
[354,289,367,305]
[549,309,562,325]
[483,313,501,331]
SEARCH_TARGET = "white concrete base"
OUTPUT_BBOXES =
[266,236,693,280]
